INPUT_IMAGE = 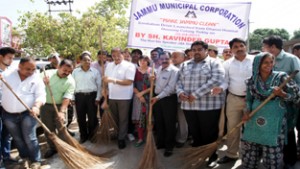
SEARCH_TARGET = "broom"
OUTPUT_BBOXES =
[182,70,299,169]
[42,70,106,156]
[0,78,108,169]
[137,64,159,169]
[92,26,118,144]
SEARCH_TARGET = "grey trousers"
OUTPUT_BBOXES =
[176,103,188,143]
[109,99,131,140]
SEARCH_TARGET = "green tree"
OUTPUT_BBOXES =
[249,28,290,51]
[291,29,300,40]
[17,0,130,60]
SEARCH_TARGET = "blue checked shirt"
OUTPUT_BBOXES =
[176,56,225,110]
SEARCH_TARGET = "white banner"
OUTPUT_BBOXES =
[128,0,251,51]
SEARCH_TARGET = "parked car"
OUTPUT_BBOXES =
[11,58,50,70]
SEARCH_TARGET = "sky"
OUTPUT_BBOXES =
[0,0,299,35]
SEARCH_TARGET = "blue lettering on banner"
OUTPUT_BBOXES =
[159,3,198,10]
[199,5,246,29]
[132,3,248,29]
[134,4,158,21]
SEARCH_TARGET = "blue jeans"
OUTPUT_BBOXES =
[0,119,11,161]
[0,106,12,161]
[2,110,41,162]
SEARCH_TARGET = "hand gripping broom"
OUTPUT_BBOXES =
[0,78,108,169]
[182,70,299,169]
[137,65,159,169]
[92,26,118,144]
[42,69,108,157]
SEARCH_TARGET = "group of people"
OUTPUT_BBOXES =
[0,35,299,169]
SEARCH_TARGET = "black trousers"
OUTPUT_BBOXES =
[75,92,98,140]
[183,109,220,147]
[153,94,177,150]
[283,130,297,166]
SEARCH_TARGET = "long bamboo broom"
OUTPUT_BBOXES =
[42,70,107,156]
[0,78,107,169]
[182,70,299,169]
[92,26,118,144]
[137,64,159,169]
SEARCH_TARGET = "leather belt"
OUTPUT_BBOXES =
[230,92,246,98]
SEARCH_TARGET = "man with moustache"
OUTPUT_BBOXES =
[176,41,225,168]
[213,38,253,164]
[222,48,233,61]
[152,51,179,157]
[131,49,142,67]
[103,48,136,149]
[0,57,46,169]
[150,49,161,70]
[91,50,108,75]
[72,52,101,144]
[41,59,76,158]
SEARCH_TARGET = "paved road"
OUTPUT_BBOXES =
[8,122,300,169]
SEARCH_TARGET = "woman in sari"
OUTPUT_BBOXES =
[241,52,300,169]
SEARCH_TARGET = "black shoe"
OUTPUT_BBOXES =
[68,130,75,137]
[156,144,165,150]
[118,140,126,149]
[44,149,57,158]
[175,142,185,148]
[79,137,88,144]
[3,156,21,164]
[163,150,173,157]
[217,156,238,164]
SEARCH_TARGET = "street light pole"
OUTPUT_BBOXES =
[44,0,74,15]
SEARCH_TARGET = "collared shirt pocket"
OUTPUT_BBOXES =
[20,82,35,95]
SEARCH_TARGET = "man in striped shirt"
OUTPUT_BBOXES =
[176,40,225,168]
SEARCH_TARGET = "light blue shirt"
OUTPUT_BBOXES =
[274,50,300,87]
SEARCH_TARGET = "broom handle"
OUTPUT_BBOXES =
[98,26,109,108]
[42,69,64,128]
[43,70,60,113]
[222,70,299,141]
[0,78,52,134]
[148,64,155,126]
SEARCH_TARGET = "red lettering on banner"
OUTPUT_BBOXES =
[160,18,178,23]
[135,32,146,38]
[148,34,160,40]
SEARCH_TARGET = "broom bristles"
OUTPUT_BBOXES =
[182,141,220,169]
[49,133,108,169]
[137,127,159,169]
[92,109,118,144]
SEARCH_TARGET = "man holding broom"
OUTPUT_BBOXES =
[212,38,253,164]
[41,59,75,158]
[103,47,136,149]
[176,40,225,168]
[0,57,46,169]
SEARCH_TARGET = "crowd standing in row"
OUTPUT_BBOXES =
[0,36,299,169]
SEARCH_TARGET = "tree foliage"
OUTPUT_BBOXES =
[249,28,290,51]
[291,29,300,40]
[18,0,130,60]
